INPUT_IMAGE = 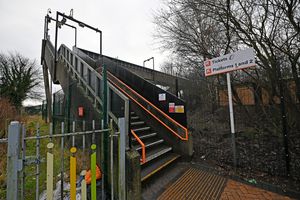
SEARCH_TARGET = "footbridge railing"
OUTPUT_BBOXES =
[43,40,129,199]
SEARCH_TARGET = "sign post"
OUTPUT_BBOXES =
[226,73,237,168]
[204,48,255,169]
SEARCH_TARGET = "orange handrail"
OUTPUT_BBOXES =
[107,71,188,141]
[131,130,146,163]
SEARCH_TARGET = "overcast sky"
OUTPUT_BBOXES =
[0,0,169,105]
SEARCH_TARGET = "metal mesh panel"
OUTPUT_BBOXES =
[188,76,300,190]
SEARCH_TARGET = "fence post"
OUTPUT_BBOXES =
[81,170,87,200]
[7,121,22,200]
[110,120,114,200]
[60,122,65,199]
[36,123,40,200]
[21,124,26,200]
[118,118,126,200]
[102,64,108,195]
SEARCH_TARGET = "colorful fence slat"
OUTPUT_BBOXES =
[81,170,87,200]
[91,144,97,200]
[46,143,54,200]
[70,147,77,200]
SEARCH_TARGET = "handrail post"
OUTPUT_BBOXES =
[53,11,59,81]
[131,130,146,163]
[126,100,130,149]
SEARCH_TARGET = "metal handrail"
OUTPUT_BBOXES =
[52,43,188,166]
[131,130,146,164]
[44,41,128,199]
[61,56,100,102]
[55,44,129,125]
[108,72,189,141]
[24,129,111,140]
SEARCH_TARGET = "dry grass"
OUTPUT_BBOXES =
[0,143,7,192]
[0,114,97,199]
[0,115,51,199]
[0,98,17,138]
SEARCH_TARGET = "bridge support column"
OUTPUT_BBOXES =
[126,150,141,200]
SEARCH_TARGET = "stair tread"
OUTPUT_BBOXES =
[132,132,157,141]
[131,116,139,120]
[130,121,145,126]
[141,152,180,181]
[134,138,164,151]
[143,145,172,164]
[132,126,151,132]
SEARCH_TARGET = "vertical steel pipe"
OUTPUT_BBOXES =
[72,121,75,146]
[92,120,95,144]
[21,124,26,200]
[110,121,114,200]
[60,122,65,199]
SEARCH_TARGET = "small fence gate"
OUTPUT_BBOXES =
[5,118,127,200]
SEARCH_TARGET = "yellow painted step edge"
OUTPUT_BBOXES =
[141,155,180,182]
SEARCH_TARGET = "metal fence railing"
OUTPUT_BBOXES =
[188,77,300,193]
[4,119,127,200]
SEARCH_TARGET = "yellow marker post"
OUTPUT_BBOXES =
[46,143,54,200]
[80,170,87,200]
[70,147,77,200]
[91,144,97,200]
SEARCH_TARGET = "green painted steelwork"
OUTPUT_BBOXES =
[102,64,108,194]
[91,144,97,200]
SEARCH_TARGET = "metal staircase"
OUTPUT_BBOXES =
[94,65,183,182]
[42,40,189,184]
[130,111,180,181]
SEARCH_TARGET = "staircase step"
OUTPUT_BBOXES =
[132,127,151,132]
[130,121,145,126]
[135,139,164,151]
[131,116,139,120]
[132,132,157,140]
[141,153,180,182]
[144,146,172,164]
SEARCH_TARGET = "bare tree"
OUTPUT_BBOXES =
[154,0,300,128]
[160,56,191,77]
[0,52,42,110]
